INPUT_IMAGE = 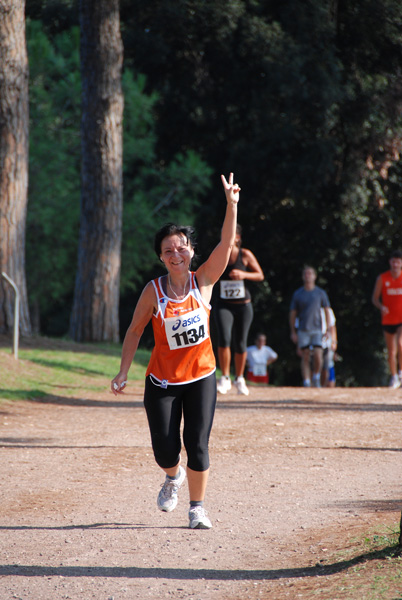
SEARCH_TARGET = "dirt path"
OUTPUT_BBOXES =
[1,384,401,599]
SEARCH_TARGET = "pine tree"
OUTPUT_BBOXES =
[0,0,31,336]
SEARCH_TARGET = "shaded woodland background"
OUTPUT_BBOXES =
[18,1,402,384]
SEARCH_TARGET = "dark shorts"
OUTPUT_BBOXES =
[382,323,402,334]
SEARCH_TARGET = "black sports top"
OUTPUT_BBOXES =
[216,248,251,304]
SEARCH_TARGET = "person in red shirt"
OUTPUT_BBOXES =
[372,250,402,388]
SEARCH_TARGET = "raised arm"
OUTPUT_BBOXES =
[196,173,239,298]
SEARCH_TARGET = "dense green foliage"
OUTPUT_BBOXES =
[27,20,81,332]
[25,0,402,385]
[26,17,212,336]
[121,69,213,294]
[120,0,402,385]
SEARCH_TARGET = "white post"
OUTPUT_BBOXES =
[1,272,20,359]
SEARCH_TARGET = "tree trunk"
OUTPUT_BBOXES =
[0,0,31,337]
[70,0,124,342]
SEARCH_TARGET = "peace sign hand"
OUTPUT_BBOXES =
[221,172,240,204]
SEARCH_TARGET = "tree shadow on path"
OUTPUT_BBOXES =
[0,542,399,581]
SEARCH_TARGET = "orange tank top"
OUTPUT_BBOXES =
[380,270,402,325]
[145,272,216,386]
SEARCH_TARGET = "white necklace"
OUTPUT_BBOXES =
[168,273,189,300]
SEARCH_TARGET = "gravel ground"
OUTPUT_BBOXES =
[1,381,401,599]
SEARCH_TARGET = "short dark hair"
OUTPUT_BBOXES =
[154,223,198,258]
[390,250,402,260]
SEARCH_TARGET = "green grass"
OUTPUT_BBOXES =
[0,336,151,402]
[312,526,402,600]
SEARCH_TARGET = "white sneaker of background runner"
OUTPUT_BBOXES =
[217,376,231,394]
[234,376,249,396]
[389,374,401,389]
[312,374,321,388]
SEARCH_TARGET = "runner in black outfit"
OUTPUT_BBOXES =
[214,225,264,396]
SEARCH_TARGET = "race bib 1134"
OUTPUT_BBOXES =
[165,307,209,350]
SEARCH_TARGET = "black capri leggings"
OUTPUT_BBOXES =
[214,302,254,353]
[143,372,217,472]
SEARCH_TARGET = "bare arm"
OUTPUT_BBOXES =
[372,275,388,315]
[111,282,156,394]
[289,309,298,344]
[229,248,264,282]
[330,322,338,351]
[196,173,239,302]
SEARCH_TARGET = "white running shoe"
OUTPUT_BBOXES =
[234,376,249,396]
[188,506,212,529]
[312,375,321,388]
[389,375,401,389]
[217,376,231,394]
[157,466,186,512]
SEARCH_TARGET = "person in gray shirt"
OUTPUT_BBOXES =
[289,265,331,387]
